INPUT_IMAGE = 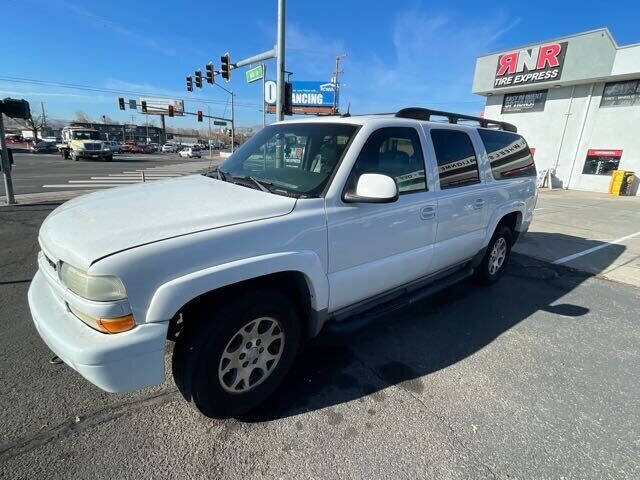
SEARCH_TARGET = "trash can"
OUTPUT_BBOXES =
[609,170,635,196]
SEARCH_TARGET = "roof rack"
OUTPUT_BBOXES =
[395,107,517,133]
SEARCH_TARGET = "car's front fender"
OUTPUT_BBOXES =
[145,250,328,324]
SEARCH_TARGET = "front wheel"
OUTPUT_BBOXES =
[474,225,513,285]
[172,289,301,418]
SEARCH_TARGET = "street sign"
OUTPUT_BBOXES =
[264,80,277,104]
[129,99,137,110]
[246,65,264,83]
[138,97,184,116]
[213,121,227,126]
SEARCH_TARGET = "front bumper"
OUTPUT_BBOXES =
[76,151,111,159]
[28,270,168,392]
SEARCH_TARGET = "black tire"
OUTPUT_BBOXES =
[105,155,113,162]
[474,225,513,285]
[172,289,301,418]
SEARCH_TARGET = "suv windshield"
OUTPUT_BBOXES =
[215,123,358,197]
[72,130,100,140]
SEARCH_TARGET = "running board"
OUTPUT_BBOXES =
[325,267,474,334]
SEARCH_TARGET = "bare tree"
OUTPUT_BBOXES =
[74,111,91,123]
[24,112,45,142]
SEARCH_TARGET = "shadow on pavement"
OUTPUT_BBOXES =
[240,232,625,422]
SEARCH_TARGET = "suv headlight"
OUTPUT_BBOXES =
[59,263,127,301]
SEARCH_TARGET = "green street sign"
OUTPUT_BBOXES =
[246,65,264,83]
[213,121,227,126]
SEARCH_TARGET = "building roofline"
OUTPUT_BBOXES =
[477,28,618,58]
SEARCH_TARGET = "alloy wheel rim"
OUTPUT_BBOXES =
[218,317,285,394]
[488,237,507,275]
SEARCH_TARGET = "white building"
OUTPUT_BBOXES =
[472,28,640,195]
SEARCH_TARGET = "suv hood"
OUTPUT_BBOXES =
[39,175,296,270]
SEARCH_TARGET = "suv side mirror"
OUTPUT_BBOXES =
[343,173,399,203]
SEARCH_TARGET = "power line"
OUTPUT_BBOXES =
[0,76,261,109]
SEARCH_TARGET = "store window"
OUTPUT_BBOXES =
[582,149,623,176]
[501,90,547,114]
[431,129,480,189]
[600,80,640,108]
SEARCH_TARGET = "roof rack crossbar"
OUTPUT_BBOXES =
[395,107,517,132]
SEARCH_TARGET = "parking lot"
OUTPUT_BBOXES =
[0,190,638,479]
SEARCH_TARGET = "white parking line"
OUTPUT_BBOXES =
[553,231,640,264]
[43,184,123,188]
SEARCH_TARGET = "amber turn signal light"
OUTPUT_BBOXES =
[96,314,136,334]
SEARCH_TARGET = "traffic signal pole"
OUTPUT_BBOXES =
[276,0,286,121]
[0,114,16,205]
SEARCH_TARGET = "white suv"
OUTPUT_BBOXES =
[28,108,537,418]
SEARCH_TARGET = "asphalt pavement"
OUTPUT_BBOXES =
[4,152,220,195]
[0,202,638,479]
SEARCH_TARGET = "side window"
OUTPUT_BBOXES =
[478,129,536,180]
[430,129,480,189]
[348,127,426,194]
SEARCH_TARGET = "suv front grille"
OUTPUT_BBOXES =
[84,143,101,151]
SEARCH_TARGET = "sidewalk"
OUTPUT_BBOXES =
[515,189,640,286]
[1,190,93,206]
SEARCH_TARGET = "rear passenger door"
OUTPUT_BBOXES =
[425,127,487,272]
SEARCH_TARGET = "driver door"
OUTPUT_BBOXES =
[326,126,438,312]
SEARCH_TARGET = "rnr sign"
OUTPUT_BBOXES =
[494,42,568,88]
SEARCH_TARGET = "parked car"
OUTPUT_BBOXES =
[104,141,122,154]
[30,140,58,153]
[178,146,202,158]
[148,143,159,152]
[28,108,536,418]
[162,143,179,153]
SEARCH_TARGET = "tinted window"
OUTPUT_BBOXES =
[430,130,479,189]
[478,130,536,180]
[347,127,426,194]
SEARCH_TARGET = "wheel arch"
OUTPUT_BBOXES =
[484,205,524,248]
[146,251,328,335]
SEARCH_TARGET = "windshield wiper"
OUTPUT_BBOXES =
[233,175,273,193]
[217,169,228,182]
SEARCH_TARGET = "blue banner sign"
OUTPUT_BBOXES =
[290,81,336,107]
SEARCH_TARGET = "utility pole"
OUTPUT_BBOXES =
[231,91,235,153]
[41,101,47,128]
[0,114,16,205]
[333,54,347,114]
[207,104,212,158]
[275,0,286,121]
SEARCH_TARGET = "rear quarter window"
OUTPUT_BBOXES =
[478,129,536,180]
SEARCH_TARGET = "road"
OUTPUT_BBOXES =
[0,203,638,479]
[4,152,220,195]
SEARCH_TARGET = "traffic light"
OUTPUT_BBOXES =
[186,76,193,92]
[168,105,174,117]
[141,100,147,113]
[284,82,293,115]
[197,110,203,122]
[220,53,231,82]
[118,97,125,110]
[206,62,214,84]
[194,70,203,88]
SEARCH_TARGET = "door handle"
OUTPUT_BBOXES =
[473,198,485,209]
[420,206,436,220]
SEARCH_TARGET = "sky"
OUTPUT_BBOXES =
[1,0,639,129]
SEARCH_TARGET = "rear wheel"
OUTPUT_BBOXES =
[172,289,301,418]
[474,225,513,285]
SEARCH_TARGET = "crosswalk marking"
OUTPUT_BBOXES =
[43,160,216,189]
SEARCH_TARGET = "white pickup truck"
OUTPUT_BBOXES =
[28,108,537,418]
